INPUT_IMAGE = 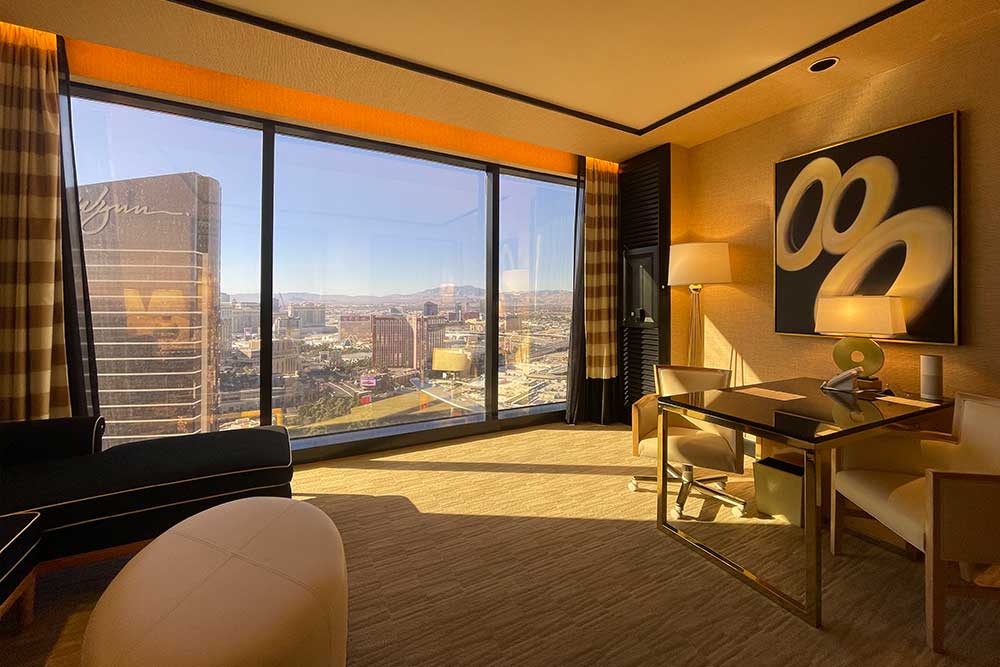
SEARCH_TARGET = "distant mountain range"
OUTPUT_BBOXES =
[229,285,571,306]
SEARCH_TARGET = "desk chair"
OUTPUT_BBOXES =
[630,365,747,518]
[831,392,1000,653]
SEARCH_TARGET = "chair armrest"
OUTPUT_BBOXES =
[927,469,1000,564]
[885,422,957,443]
[632,394,658,456]
[837,427,953,476]
[0,416,105,465]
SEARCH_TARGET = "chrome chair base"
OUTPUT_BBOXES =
[629,464,747,518]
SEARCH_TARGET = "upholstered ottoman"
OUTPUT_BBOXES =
[82,497,347,666]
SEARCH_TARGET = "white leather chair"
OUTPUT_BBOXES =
[831,392,1000,653]
[630,365,747,517]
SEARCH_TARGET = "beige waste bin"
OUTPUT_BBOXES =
[753,456,803,526]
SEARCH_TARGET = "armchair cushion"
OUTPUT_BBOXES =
[637,434,657,459]
[638,428,741,474]
[836,469,925,549]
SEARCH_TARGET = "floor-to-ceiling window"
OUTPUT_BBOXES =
[498,173,576,412]
[69,88,576,451]
[272,134,487,438]
[71,98,262,445]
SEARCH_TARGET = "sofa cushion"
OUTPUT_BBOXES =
[0,427,293,537]
[639,427,740,473]
[836,469,926,549]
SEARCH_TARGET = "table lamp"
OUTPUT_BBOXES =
[668,242,732,366]
[814,295,907,391]
[432,348,471,375]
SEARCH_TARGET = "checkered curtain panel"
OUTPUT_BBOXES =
[583,157,619,379]
[0,23,71,420]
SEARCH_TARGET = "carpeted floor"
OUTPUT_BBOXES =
[2,423,998,665]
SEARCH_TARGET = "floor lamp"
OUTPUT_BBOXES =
[667,242,732,366]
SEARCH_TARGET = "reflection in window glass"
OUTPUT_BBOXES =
[273,135,487,437]
[498,174,576,411]
[71,99,263,445]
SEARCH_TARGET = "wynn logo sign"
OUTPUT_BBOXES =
[79,185,188,235]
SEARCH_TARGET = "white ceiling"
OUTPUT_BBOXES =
[6,0,998,163]
[212,0,901,129]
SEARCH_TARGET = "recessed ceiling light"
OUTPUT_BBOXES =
[808,57,840,73]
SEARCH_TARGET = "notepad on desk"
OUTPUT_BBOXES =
[735,387,806,401]
[876,395,939,409]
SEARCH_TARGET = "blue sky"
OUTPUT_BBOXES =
[72,98,576,297]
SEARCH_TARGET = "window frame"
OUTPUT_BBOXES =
[68,82,577,462]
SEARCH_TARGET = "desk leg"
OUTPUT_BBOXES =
[656,406,823,628]
[804,450,822,627]
[657,415,667,527]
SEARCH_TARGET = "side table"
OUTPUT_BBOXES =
[0,511,41,628]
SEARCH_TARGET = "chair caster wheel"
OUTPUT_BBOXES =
[670,507,685,521]
[627,480,639,492]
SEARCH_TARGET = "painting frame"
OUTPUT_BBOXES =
[772,112,959,346]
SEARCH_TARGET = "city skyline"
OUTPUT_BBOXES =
[71,97,576,445]
[225,285,573,303]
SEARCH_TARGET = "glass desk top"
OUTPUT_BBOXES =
[658,377,952,447]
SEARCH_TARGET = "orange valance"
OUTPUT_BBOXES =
[64,39,577,176]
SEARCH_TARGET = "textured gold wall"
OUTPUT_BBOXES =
[671,24,1000,396]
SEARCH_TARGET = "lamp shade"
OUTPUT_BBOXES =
[432,348,471,373]
[668,243,732,286]
[501,268,530,293]
[814,296,907,338]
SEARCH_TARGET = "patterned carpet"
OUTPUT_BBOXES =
[3,423,998,665]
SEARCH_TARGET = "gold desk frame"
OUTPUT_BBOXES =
[656,395,949,628]
[656,401,823,626]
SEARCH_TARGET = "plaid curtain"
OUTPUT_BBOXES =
[0,23,71,420]
[583,157,619,379]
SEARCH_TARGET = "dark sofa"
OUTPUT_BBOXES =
[0,417,293,561]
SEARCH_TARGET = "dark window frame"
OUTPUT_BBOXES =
[67,81,576,461]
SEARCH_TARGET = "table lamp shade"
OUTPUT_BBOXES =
[668,243,732,286]
[432,348,471,373]
[501,268,530,293]
[814,296,907,338]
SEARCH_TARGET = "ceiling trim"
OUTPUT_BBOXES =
[167,0,927,136]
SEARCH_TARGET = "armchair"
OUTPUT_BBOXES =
[831,392,1000,652]
[629,365,747,518]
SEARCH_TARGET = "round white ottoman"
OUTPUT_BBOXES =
[82,497,347,666]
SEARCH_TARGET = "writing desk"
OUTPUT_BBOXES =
[657,377,951,627]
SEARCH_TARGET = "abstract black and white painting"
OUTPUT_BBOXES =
[774,113,956,344]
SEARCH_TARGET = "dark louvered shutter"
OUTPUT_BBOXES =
[618,145,671,421]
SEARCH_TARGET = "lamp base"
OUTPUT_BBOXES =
[687,284,703,366]
[855,376,883,392]
[832,336,885,378]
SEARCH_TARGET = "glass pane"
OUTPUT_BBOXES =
[273,135,487,438]
[498,174,576,412]
[71,98,262,445]
[625,251,656,324]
